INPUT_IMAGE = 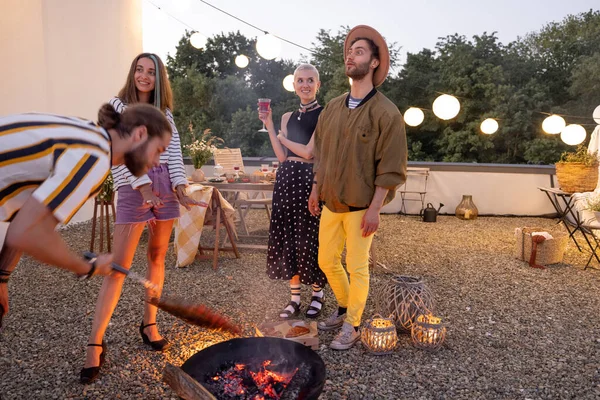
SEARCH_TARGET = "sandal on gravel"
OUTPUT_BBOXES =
[305,296,324,319]
[279,301,301,319]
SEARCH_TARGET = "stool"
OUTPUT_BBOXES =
[90,198,115,253]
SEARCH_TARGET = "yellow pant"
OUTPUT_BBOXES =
[318,207,373,327]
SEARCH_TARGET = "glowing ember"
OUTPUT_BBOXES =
[207,359,297,399]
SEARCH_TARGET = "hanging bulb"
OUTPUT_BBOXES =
[432,94,460,120]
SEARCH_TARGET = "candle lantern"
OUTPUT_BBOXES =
[374,275,434,331]
[360,314,398,355]
[411,314,446,350]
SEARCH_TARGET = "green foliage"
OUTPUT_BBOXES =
[165,11,600,164]
[185,128,223,169]
[97,173,114,203]
[167,31,297,156]
[558,145,599,166]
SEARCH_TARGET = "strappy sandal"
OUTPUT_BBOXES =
[80,341,107,384]
[279,301,301,319]
[305,296,324,319]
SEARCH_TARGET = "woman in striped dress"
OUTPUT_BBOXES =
[81,53,204,384]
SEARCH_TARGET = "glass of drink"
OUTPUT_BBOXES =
[258,98,271,132]
[272,161,279,172]
[261,164,269,175]
[213,164,224,178]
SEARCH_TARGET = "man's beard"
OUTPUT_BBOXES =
[346,59,371,81]
[124,141,150,176]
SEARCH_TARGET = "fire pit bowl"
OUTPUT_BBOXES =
[181,337,326,399]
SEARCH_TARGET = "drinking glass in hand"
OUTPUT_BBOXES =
[258,98,271,132]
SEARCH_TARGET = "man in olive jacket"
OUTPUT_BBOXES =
[308,25,407,350]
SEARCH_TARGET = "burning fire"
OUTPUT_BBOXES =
[209,360,297,400]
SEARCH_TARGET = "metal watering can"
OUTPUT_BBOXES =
[420,203,444,222]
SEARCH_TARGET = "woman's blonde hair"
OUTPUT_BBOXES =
[117,53,173,112]
[294,63,320,81]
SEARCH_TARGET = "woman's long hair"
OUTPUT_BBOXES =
[117,53,173,112]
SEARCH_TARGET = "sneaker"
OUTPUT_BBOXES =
[318,310,346,331]
[330,322,360,350]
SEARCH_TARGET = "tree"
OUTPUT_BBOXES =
[167,31,298,155]
[166,12,600,163]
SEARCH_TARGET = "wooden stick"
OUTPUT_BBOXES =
[163,363,216,400]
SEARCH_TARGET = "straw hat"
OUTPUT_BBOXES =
[344,25,390,87]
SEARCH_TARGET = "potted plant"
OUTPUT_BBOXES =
[555,145,599,193]
[98,172,114,203]
[185,127,223,182]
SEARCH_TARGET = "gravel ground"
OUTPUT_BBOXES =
[1,213,600,399]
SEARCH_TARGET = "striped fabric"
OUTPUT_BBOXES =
[0,113,111,224]
[348,96,362,110]
[109,97,187,191]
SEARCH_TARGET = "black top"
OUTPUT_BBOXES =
[285,107,322,158]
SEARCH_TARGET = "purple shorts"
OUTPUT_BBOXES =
[115,164,181,224]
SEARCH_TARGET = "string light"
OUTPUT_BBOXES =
[283,75,295,92]
[433,94,460,120]
[480,118,499,134]
[235,54,249,68]
[256,34,281,60]
[594,105,600,125]
[404,108,425,127]
[194,0,314,53]
[190,32,207,49]
[560,124,586,145]
[542,114,566,134]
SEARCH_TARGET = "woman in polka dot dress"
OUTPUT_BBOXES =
[258,64,326,319]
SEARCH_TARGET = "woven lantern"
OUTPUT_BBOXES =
[411,314,446,351]
[374,275,434,331]
[360,314,398,355]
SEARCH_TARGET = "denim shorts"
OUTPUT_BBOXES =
[115,164,180,224]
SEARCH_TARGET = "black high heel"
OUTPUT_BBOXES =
[139,322,170,351]
[80,342,106,384]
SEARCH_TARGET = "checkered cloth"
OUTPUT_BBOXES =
[174,184,235,267]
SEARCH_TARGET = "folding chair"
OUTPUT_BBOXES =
[538,186,600,269]
[398,167,430,214]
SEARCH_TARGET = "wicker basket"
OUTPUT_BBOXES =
[514,227,568,265]
[555,163,598,193]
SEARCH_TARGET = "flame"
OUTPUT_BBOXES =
[209,359,298,399]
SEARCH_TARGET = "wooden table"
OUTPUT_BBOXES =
[196,181,274,249]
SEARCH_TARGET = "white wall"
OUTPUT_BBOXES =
[0,0,142,119]
[381,170,556,216]
[68,167,558,224]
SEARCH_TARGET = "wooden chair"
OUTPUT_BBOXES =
[213,148,245,174]
[213,148,272,235]
[90,198,115,252]
[197,188,240,270]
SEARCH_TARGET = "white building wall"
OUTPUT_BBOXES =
[0,0,142,119]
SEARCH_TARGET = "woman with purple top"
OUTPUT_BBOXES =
[81,53,206,384]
